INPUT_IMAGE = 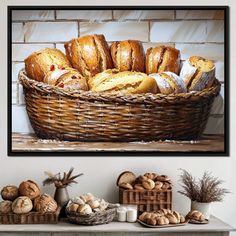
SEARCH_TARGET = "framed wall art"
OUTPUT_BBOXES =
[8,6,229,156]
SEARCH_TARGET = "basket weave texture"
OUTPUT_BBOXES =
[19,70,221,142]
[0,207,60,224]
[66,204,117,225]
[119,188,172,213]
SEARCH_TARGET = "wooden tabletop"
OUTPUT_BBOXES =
[0,216,234,233]
[11,133,224,153]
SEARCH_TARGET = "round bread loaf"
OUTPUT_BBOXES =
[25,48,71,82]
[64,34,113,78]
[110,40,145,72]
[80,193,94,203]
[34,193,57,213]
[142,179,155,190]
[146,46,180,75]
[0,200,13,214]
[180,56,215,91]
[77,204,92,215]
[156,216,169,225]
[87,199,100,209]
[19,180,40,200]
[54,69,89,91]
[150,72,187,94]
[1,185,19,201]
[66,202,79,213]
[116,171,136,186]
[12,196,33,214]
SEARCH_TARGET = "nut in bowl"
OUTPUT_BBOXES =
[66,193,118,225]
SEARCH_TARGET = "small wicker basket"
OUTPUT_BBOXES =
[0,207,60,224]
[19,70,221,142]
[66,204,117,225]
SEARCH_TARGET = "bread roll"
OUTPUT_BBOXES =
[110,40,145,72]
[142,179,155,190]
[80,193,94,203]
[150,72,187,94]
[155,175,171,182]
[77,204,92,215]
[1,186,19,201]
[156,216,169,225]
[19,180,40,200]
[0,200,12,214]
[119,182,133,190]
[116,171,136,186]
[25,48,71,82]
[166,213,178,224]
[70,197,85,205]
[146,217,157,226]
[87,199,100,209]
[134,184,145,190]
[64,34,113,78]
[154,181,163,190]
[180,56,215,91]
[12,196,33,214]
[67,203,79,213]
[34,193,57,213]
[186,210,205,222]
[90,71,158,94]
[55,69,89,91]
[144,173,158,180]
[146,46,180,75]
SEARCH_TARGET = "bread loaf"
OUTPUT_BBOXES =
[80,193,94,203]
[110,40,145,72]
[34,193,57,213]
[12,196,33,214]
[150,72,187,94]
[18,180,40,200]
[25,48,71,82]
[186,210,205,222]
[146,46,180,75]
[90,71,158,94]
[180,56,215,91]
[64,34,113,78]
[77,204,92,215]
[116,171,136,186]
[0,200,12,214]
[1,186,19,201]
[142,179,155,190]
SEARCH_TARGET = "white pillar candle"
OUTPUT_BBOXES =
[126,208,137,222]
[117,208,127,222]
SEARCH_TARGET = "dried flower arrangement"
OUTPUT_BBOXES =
[178,169,230,203]
[43,167,83,188]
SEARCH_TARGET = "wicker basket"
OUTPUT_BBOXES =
[0,207,60,224]
[66,204,117,225]
[19,70,221,142]
[119,188,172,213]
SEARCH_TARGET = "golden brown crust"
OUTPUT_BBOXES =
[24,48,71,82]
[55,69,88,91]
[90,71,157,94]
[146,46,180,75]
[34,194,57,213]
[18,180,40,200]
[110,40,145,72]
[64,34,113,78]
[1,186,19,201]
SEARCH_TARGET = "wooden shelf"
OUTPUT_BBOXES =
[11,133,225,153]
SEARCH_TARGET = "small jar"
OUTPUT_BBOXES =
[126,208,137,222]
[117,207,127,222]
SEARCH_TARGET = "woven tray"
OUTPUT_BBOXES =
[66,204,117,225]
[0,207,60,224]
[19,70,221,142]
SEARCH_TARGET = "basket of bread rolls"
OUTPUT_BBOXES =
[65,193,118,225]
[19,34,221,142]
[117,171,172,213]
[0,180,60,224]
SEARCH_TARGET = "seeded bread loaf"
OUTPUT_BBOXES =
[110,40,145,72]
[146,46,180,75]
[25,48,71,82]
[64,34,113,78]
[90,71,158,94]
[180,56,215,91]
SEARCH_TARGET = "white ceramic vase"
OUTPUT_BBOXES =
[191,201,211,219]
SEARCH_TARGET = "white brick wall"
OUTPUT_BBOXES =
[11,9,225,134]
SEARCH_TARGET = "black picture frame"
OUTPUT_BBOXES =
[8,6,230,156]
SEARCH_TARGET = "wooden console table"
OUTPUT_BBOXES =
[0,216,234,236]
